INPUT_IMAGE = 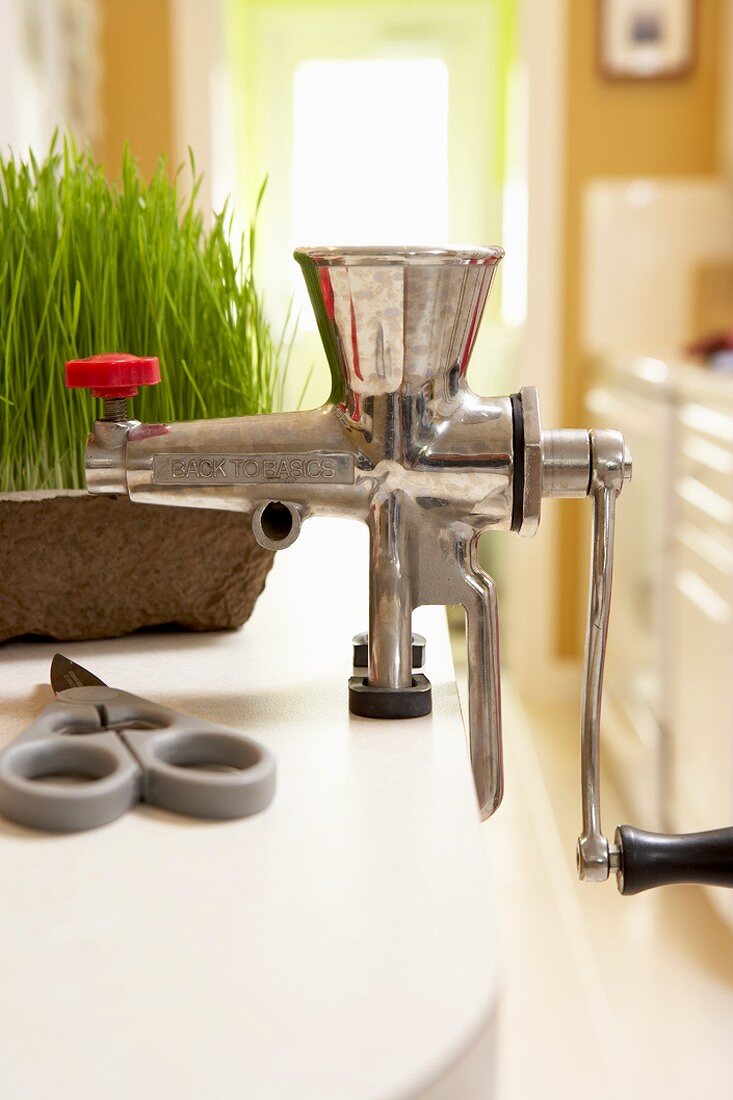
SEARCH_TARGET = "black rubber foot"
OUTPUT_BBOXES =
[348,674,432,719]
[351,632,426,670]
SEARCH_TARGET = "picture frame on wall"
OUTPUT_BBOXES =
[599,0,696,80]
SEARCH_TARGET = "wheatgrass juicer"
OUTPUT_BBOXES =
[66,246,733,895]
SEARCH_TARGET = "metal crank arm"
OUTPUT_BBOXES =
[575,430,627,883]
[563,431,733,894]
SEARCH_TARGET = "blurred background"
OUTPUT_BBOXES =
[2,0,733,1095]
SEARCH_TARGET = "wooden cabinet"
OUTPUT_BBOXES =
[671,384,733,825]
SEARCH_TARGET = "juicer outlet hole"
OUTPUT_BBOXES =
[260,502,293,542]
[252,501,302,551]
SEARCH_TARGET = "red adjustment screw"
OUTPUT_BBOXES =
[65,353,161,421]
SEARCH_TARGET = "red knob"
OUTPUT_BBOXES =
[65,353,161,399]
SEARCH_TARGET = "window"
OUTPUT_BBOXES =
[292,57,449,245]
[227,0,513,404]
[291,57,449,328]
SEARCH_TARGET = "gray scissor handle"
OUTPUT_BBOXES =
[0,700,141,832]
[102,691,276,821]
[0,689,275,832]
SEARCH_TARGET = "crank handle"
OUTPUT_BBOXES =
[615,825,733,894]
[554,430,733,894]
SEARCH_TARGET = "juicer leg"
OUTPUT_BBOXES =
[462,555,503,821]
[367,490,413,690]
[349,492,432,720]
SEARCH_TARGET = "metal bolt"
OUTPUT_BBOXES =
[102,396,129,422]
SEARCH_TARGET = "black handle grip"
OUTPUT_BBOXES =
[616,825,733,895]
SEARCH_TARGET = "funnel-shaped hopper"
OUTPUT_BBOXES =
[294,246,503,400]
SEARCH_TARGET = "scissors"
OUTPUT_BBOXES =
[0,655,276,832]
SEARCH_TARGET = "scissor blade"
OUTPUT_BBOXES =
[51,654,108,695]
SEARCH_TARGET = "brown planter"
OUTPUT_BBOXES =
[0,492,275,643]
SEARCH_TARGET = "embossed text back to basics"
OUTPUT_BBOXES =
[152,452,355,486]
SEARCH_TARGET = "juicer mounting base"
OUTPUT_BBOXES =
[348,675,432,719]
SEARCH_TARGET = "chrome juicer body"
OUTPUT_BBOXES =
[68,246,733,895]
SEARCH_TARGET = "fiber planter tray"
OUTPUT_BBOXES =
[0,492,274,643]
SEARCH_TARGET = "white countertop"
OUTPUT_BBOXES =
[0,517,497,1100]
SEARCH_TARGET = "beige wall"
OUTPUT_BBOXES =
[558,0,724,656]
[95,0,175,178]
